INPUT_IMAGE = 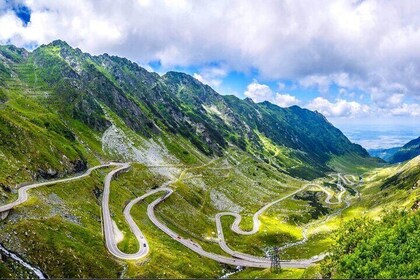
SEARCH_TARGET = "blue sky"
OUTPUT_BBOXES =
[0,0,419,137]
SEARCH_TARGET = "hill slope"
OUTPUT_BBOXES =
[389,136,420,163]
[321,155,420,278]
[0,40,373,183]
[368,146,401,162]
[368,136,420,163]
[0,40,387,278]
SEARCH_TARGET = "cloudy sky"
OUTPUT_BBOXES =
[1,0,420,131]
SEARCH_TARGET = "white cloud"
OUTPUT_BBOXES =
[299,73,358,93]
[390,103,420,117]
[273,93,301,107]
[307,97,370,118]
[1,0,420,113]
[306,94,418,119]
[277,82,286,90]
[193,66,227,88]
[244,81,273,103]
[387,93,405,107]
[244,81,300,107]
[299,75,334,93]
[0,12,23,40]
[338,88,356,99]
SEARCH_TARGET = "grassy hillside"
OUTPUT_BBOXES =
[318,156,420,278]
[389,137,420,163]
[0,41,376,182]
[321,210,419,278]
[0,146,417,278]
[0,167,122,278]
[2,40,413,279]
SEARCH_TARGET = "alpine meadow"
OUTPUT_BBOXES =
[0,1,419,279]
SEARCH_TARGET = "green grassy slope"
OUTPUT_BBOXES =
[0,168,122,278]
[3,40,376,181]
[389,137,420,163]
[0,145,417,278]
[1,40,411,279]
[321,210,419,278]
[317,156,420,278]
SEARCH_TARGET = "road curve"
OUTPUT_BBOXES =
[141,186,316,268]
[0,162,152,261]
[130,174,354,268]
[214,176,350,264]
[0,163,118,213]
[278,174,359,252]
[101,162,152,260]
[0,162,356,269]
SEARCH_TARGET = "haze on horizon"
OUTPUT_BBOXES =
[1,0,419,136]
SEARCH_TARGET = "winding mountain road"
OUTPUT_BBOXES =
[0,163,118,213]
[101,162,152,260]
[0,162,357,269]
[214,174,355,263]
[141,186,315,268]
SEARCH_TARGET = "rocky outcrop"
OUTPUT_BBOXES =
[37,168,58,180]
[71,159,87,173]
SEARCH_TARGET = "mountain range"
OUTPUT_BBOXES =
[369,136,420,163]
[0,40,373,184]
[0,41,417,279]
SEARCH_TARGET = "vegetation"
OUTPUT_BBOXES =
[321,210,420,279]
[0,40,417,278]
[0,168,123,278]
[370,137,420,164]
[328,153,384,174]
[0,41,376,184]
[389,137,420,163]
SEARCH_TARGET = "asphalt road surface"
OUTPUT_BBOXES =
[0,162,357,268]
[214,174,355,263]
[0,163,116,213]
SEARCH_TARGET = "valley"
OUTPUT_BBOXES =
[1,152,418,278]
[0,157,356,275]
[0,41,418,279]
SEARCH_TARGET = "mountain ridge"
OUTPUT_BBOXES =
[0,40,374,182]
[0,40,417,279]
[369,136,420,164]
[389,136,420,163]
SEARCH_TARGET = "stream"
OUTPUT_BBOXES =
[0,243,46,279]
[220,266,244,279]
